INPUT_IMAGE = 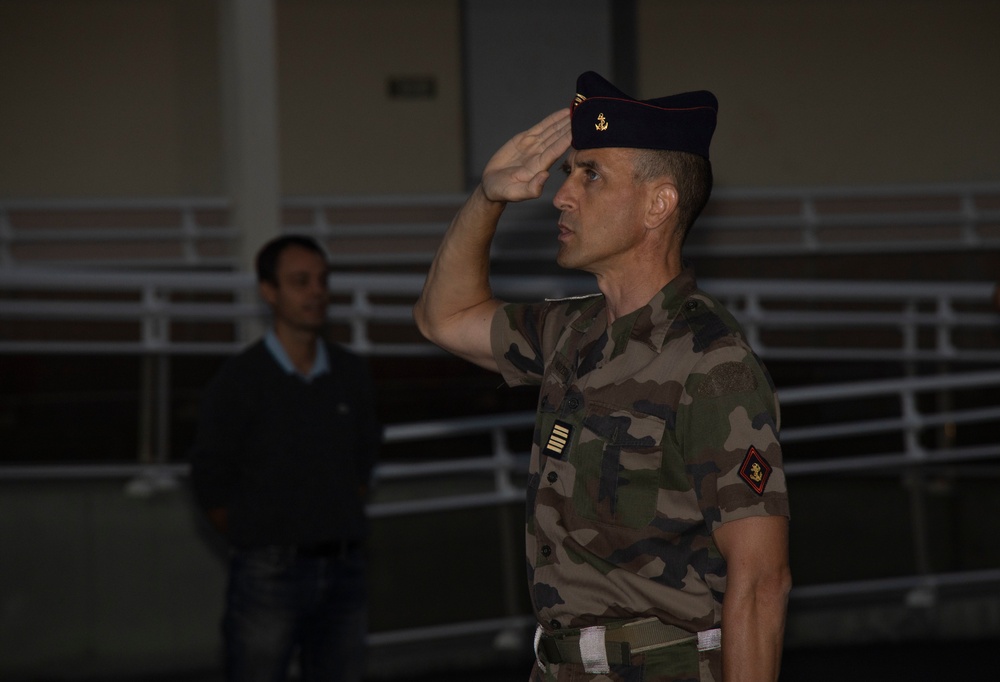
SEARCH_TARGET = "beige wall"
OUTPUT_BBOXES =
[637,0,1000,187]
[0,0,464,199]
[0,0,222,198]
[277,0,464,195]
[1,1,997,199]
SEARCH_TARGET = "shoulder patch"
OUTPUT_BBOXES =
[697,361,757,397]
[739,446,772,495]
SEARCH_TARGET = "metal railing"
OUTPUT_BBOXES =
[1,268,997,361]
[1,266,999,654]
[2,181,999,268]
[1,266,997,472]
[3,366,1000,645]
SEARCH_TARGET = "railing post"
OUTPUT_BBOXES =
[138,353,156,466]
[936,295,956,358]
[156,353,171,463]
[137,286,172,463]
[351,288,372,353]
[138,285,165,466]
[132,283,178,495]
[900,379,936,609]
[136,353,172,464]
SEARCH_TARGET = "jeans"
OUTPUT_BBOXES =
[223,544,368,682]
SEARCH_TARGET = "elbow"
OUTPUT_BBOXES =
[412,300,425,337]
[412,298,436,344]
[766,564,793,621]
[776,564,793,605]
[745,562,793,617]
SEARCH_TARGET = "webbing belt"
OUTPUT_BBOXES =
[534,618,721,674]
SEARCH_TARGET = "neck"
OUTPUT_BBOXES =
[273,324,319,375]
[595,251,683,324]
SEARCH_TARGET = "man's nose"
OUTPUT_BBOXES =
[552,178,574,211]
[310,277,328,295]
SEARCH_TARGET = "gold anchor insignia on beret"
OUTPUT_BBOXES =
[595,113,609,131]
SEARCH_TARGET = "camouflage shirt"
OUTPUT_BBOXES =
[491,268,789,635]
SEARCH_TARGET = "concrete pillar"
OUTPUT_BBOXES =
[218,0,281,339]
[219,0,281,269]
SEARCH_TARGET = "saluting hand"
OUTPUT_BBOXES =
[481,108,572,203]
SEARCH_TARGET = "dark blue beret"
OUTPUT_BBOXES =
[570,71,718,159]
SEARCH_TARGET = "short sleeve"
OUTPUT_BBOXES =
[491,301,549,387]
[678,342,789,532]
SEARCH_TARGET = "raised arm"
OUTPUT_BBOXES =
[413,108,571,371]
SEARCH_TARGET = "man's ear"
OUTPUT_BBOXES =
[646,182,679,231]
[259,280,277,306]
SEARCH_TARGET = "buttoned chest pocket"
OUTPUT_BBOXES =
[570,400,665,529]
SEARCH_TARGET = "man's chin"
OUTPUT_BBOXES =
[297,320,327,334]
[555,250,587,273]
[555,249,576,270]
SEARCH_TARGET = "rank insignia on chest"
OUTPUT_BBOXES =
[739,445,772,496]
[544,421,573,458]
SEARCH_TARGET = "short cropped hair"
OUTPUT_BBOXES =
[255,235,328,285]
[631,149,713,244]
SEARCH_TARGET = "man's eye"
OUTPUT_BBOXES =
[585,169,599,181]
[561,162,571,176]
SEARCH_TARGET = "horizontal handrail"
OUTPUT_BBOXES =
[3,364,998,615]
[3,367,998,477]
[2,258,996,629]
[2,182,999,268]
[3,366,997,649]
[3,186,999,658]
[1,269,997,361]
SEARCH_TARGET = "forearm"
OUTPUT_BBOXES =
[415,108,569,368]
[413,184,506,368]
[721,567,791,681]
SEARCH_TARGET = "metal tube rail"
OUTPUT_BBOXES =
[3,367,998,652]
[1,270,996,361]
[3,366,998,479]
[2,266,998,654]
[3,182,1000,267]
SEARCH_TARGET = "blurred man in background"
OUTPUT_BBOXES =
[191,235,381,682]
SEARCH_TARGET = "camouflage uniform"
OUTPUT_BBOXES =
[491,268,789,682]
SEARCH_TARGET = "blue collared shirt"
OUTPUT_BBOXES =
[264,328,330,382]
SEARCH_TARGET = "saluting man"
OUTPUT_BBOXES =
[414,72,791,682]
